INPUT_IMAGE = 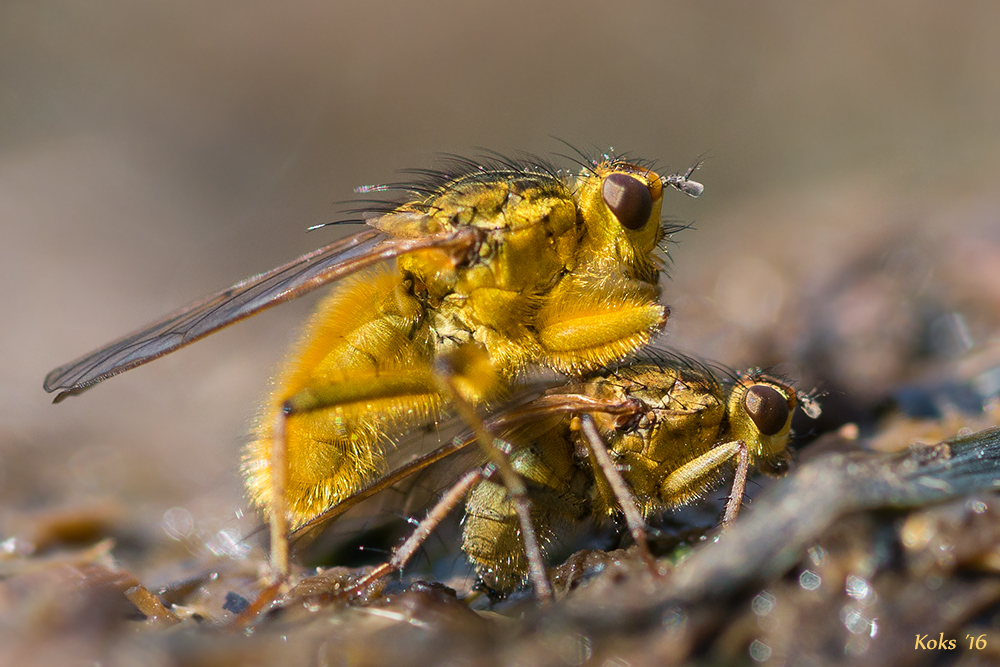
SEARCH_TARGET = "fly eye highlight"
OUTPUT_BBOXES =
[602,173,654,231]
[743,385,790,436]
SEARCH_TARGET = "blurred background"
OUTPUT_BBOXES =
[3,0,1000,583]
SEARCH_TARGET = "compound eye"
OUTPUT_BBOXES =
[744,385,790,436]
[602,173,653,231]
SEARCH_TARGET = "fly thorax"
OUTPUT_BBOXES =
[426,299,475,355]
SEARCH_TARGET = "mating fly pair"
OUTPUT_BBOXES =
[44,149,799,600]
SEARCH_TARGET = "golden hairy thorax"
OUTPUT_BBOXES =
[243,159,679,528]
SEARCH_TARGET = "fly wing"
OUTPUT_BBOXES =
[44,227,481,400]
[289,387,642,543]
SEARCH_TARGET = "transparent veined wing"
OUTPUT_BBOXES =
[289,386,642,541]
[44,226,481,401]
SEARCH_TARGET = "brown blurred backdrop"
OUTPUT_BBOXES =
[3,1,1000,561]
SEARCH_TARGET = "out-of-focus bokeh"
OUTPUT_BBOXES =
[4,1,1000,663]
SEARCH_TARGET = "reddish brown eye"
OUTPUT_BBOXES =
[744,385,789,436]
[602,173,653,231]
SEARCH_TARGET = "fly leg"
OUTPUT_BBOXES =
[229,411,297,628]
[343,468,483,595]
[434,350,553,602]
[578,415,657,576]
[535,275,667,374]
[659,439,751,526]
[269,410,290,581]
[721,441,751,526]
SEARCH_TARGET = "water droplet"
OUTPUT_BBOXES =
[162,507,194,540]
[752,591,776,616]
[799,569,822,591]
[845,575,872,602]
[749,639,772,662]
